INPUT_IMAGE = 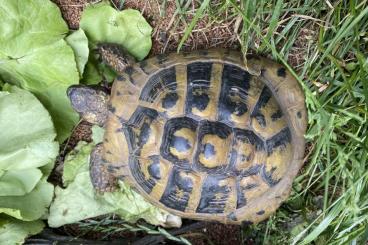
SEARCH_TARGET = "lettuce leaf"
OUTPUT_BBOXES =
[0,86,57,221]
[0,178,54,221]
[0,216,44,245]
[0,0,79,142]
[80,2,152,61]
[0,169,42,197]
[66,29,89,76]
[0,86,58,172]
[91,125,105,144]
[79,1,152,85]
[62,141,93,187]
[49,140,181,228]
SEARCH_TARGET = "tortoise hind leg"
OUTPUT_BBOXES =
[90,143,116,192]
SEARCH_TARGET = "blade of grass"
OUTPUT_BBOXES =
[259,0,283,51]
[310,6,368,78]
[177,0,210,51]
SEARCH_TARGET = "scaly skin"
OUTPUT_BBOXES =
[90,143,116,192]
[67,43,135,192]
[67,85,110,126]
[97,43,135,75]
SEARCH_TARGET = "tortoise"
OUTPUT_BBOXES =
[67,46,307,225]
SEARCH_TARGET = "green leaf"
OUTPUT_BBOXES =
[0,86,56,221]
[48,170,114,227]
[81,53,118,85]
[79,1,152,84]
[80,56,103,85]
[92,125,105,144]
[62,141,93,187]
[0,0,79,142]
[0,0,68,57]
[66,29,89,76]
[48,143,180,228]
[0,178,54,221]
[112,181,179,227]
[0,169,42,197]
[80,2,152,61]
[0,216,44,245]
[0,86,58,171]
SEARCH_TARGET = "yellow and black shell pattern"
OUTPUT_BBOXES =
[102,49,307,224]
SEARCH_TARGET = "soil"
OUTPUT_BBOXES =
[123,0,240,55]
[52,0,94,29]
[47,121,92,186]
[185,223,242,245]
[52,0,240,55]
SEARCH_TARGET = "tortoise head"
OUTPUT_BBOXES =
[67,44,135,125]
[67,85,110,126]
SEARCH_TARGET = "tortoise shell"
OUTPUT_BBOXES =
[102,49,307,224]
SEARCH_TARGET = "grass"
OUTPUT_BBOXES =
[76,216,191,244]
[79,0,368,244]
[172,0,368,244]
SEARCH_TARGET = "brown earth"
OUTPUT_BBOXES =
[123,0,240,55]
[52,0,240,56]
[52,0,314,68]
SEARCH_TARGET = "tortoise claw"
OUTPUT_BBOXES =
[162,214,182,228]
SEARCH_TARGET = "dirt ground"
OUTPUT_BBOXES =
[53,0,313,67]
[59,221,243,244]
[53,0,240,55]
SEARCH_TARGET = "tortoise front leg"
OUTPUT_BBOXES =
[97,43,135,75]
[90,143,116,192]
